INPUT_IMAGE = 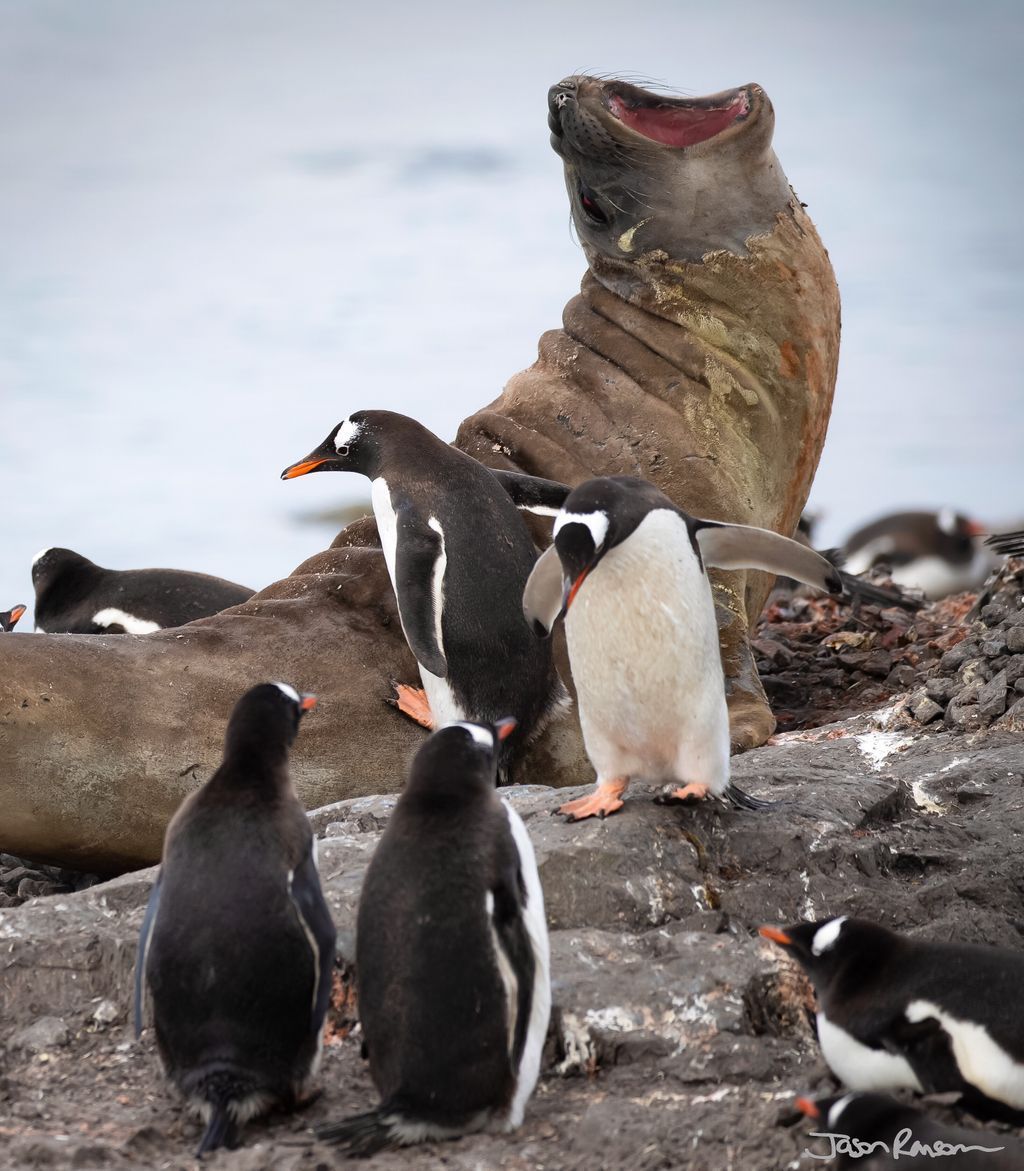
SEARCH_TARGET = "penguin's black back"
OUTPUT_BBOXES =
[32,547,254,633]
[371,414,562,758]
[144,684,332,1104]
[356,732,525,1124]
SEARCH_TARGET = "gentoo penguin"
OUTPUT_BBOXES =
[315,719,550,1155]
[521,475,848,821]
[32,547,254,633]
[135,682,336,1157]
[281,410,568,781]
[841,510,993,599]
[0,604,26,632]
[760,917,1024,1122]
[795,1092,1020,1170]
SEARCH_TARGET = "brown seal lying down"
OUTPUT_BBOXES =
[459,76,840,751]
[0,77,838,872]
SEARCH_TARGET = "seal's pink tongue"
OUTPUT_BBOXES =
[608,93,748,147]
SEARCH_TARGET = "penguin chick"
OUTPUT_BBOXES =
[841,510,993,600]
[281,410,568,782]
[0,604,26,632]
[315,719,550,1156]
[761,917,1024,1123]
[522,475,845,821]
[136,682,336,1157]
[32,547,254,633]
[795,1091,1021,1170]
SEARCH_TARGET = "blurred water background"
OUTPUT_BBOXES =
[2,0,1021,626]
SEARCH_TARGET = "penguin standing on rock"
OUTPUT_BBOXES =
[32,547,254,633]
[522,475,849,821]
[795,1092,1021,1170]
[760,916,1024,1123]
[0,604,26,632]
[136,682,336,1157]
[315,719,550,1156]
[281,410,569,781]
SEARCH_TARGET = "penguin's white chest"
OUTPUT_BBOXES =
[564,510,729,787]
[371,477,464,723]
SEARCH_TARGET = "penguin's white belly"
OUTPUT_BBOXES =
[564,511,729,790]
[816,1013,923,1092]
[420,667,465,725]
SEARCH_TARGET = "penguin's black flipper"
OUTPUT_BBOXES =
[393,504,448,678]
[986,529,1024,558]
[315,1109,398,1155]
[490,868,535,1069]
[288,841,337,1033]
[691,519,843,595]
[489,469,570,517]
[134,872,162,1038]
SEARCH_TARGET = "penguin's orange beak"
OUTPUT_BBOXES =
[281,457,332,479]
[565,568,590,610]
[495,717,517,741]
[8,604,26,626]
[964,518,987,538]
[758,925,793,946]
[794,1097,821,1120]
[299,694,317,713]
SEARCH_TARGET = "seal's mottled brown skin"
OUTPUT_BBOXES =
[0,77,838,870]
[458,77,840,748]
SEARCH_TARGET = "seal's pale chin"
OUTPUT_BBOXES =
[607,91,750,148]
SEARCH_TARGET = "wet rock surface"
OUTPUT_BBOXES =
[2,714,1023,1169]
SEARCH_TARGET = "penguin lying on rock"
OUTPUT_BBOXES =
[0,604,26,631]
[522,475,854,821]
[136,682,336,1157]
[795,1091,1022,1170]
[315,719,550,1156]
[282,410,569,782]
[32,547,254,633]
[761,917,1024,1124]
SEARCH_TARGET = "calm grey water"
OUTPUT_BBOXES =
[2,0,1021,626]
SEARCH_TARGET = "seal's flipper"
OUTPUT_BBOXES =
[394,506,448,678]
[522,544,566,637]
[490,469,571,517]
[692,519,843,595]
[134,871,162,1038]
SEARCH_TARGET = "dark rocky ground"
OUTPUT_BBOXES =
[2,560,1024,1170]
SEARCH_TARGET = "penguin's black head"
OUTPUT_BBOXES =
[281,411,379,481]
[524,476,675,636]
[224,681,317,761]
[795,1091,913,1143]
[1,604,26,632]
[409,719,517,793]
[31,547,95,593]
[759,916,899,988]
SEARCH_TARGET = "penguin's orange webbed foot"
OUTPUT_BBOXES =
[390,683,434,730]
[659,782,712,805]
[558,779,628,822]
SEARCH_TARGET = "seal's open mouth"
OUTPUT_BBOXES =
[604,83,750,148]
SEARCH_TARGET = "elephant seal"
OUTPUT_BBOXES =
[457,76,840,750]
[0,76,838,871]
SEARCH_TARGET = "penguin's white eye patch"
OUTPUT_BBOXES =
[272,682,301,705]
[937,507,958,536]
[827,1094,855,1131]
[334,418,362,451]
[32,548,54,567]
[554,510,609,550]
[811,916,848,956]
[448,721,495,750]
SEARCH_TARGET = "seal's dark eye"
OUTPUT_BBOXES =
[578,180,610,226]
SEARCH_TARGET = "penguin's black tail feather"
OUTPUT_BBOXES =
[821,551,923,612]
[191,1069,250,1158]
[314,1109,399,1156]
[985,529,1024,558]
[724,782,789,812]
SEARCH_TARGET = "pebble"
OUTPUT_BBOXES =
[10,1016,70,1053]
[907,690,943,725]
[1008,627,1024,654]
